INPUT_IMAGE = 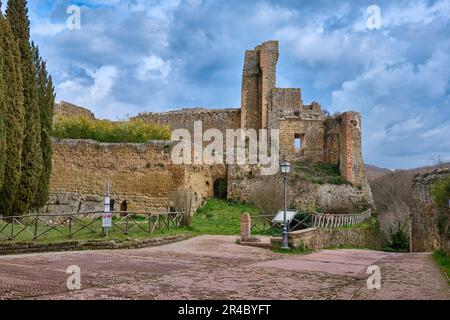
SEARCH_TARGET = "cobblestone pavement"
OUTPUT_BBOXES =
[0,236,448,300]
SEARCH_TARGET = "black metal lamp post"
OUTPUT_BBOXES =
[280,160,291,249]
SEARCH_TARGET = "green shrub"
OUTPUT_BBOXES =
[430,177,450,235]
[52,116,171,143]
[433,250,450,280]
[383,222,409,252]
[294,160,350,185]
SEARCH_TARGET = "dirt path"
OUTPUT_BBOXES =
[0,235,448,300]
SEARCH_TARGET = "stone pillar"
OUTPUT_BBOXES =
[241,212,251,241]
[340,112,364,185]
[241,41,278,131]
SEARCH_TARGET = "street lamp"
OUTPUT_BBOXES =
[280,160,291,249]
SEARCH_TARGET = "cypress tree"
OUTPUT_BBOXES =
[0,2,25,216]
[6,0,43,214]
[0,11,5,191]
[33,43,55,208]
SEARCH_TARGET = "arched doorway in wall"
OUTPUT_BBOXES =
[213,178,227,200]
[120,200,128,216]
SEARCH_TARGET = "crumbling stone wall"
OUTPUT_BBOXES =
[133,108,241,135]
[287,227,381,251]
[241,41,278,130]
[47,139,225,214]
[324,112,365,186]
[278,118,326,162]
[227,163,374,213]
[53,101,95,122]
[411,168,450,253]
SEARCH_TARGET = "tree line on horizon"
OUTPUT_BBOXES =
[0,0,55,216]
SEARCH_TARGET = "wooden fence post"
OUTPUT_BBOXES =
[34,216,38,239]
[68,217,72,239]
[11,218,14,239]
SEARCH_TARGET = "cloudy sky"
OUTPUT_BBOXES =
[11,0,450,169]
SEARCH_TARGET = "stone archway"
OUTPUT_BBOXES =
[120,200,128,212]
[120,200,128,216]
[213,178,227,200]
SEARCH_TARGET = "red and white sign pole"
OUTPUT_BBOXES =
[103,179,112,237]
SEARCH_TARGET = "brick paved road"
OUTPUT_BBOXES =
[0,236,448,300]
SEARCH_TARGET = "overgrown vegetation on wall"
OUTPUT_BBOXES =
[0,0,55,216]
[431,177,450,245]
[293,161,350,185]
[52,116,171,143]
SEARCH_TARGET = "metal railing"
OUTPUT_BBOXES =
[0,211,186,241]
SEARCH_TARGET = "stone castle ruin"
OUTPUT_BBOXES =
[47,41,373,214]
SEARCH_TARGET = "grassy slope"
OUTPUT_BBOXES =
[190,199,260,235]
[433,250,450,281]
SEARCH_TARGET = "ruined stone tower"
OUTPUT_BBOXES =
[238,41,366,186]
[241,41,279,130]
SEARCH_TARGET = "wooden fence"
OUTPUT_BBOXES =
[250,209,372,234]
[0,211,186,241]
[310,209,372,229]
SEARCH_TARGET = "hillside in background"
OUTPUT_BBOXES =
[365,165,392,181]
[367,161,449,250]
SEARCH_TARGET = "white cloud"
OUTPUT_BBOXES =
[136,55,171,81]
[57,66,120,118]
[249,2,297,26]
[420,124,450,138]
[382,0,450,27]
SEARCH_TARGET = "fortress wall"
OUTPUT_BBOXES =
[411,168,450,253]
[48,139,228,214]
[340,112,365,185]
[258,41,279,129]
[241,41,279,130]
[53,101,96,122]
[324,116,342,167]
[48,139,186,212]
[268,88,302,129]
[279,118,325,163]
[227,164,261,203]
[133,108,241,135]
[185,164,228,209]
[324,112,365,186]
[241,50,261,130]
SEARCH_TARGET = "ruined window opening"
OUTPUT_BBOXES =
[120,200,128,212]
[163,145,171,154]
[294,134,303,151]
[119,200,128,217]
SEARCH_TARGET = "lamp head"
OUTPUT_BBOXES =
[280,160,291,174]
